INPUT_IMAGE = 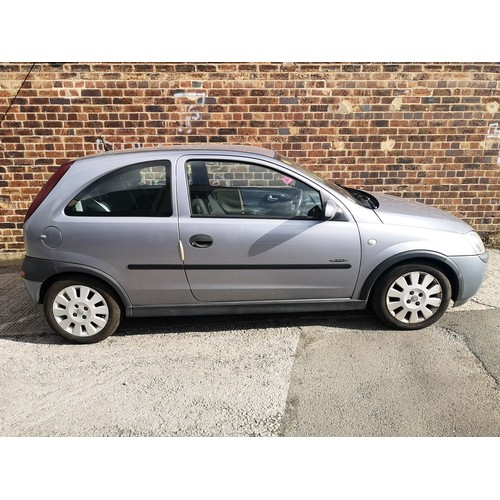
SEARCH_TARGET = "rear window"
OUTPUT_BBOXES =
[65,160,172,217]
[24,161,74,222]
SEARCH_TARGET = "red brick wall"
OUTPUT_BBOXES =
[1,62,499,255]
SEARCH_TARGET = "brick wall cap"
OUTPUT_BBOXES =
[82,144,277,161]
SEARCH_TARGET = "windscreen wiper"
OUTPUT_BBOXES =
[341,186,379,209]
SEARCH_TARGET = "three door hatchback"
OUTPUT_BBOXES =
[22,146,488,343]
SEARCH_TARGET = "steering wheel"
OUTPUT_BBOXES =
[259,189,304,216]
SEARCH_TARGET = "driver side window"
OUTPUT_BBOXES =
[186,160,322,219]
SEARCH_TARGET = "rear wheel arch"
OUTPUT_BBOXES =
[39,271,129,316]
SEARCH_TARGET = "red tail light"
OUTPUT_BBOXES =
[24,161,74,223]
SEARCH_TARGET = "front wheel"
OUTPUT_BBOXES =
[371,264,452,330]
[44,277,121,343]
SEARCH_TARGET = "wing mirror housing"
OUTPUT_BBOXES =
[323,200,345,221]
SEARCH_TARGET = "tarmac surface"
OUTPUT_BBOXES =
[0,251,499,436]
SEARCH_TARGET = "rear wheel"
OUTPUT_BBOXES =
[371,264,452,330]
[44,277,121,343]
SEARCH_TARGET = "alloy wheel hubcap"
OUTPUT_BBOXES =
[386,271,443,324]
[53,285,109,336]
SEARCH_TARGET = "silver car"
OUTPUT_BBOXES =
[22,145,488,343]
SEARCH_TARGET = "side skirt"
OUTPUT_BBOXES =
[130,299,367,318]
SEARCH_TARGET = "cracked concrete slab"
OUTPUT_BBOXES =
[282,317,500,436]
[441,309,500,385]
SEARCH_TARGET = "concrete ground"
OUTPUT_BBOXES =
[0,251,499,436]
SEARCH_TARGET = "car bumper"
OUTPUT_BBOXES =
[21,256,59,303]
[23,278,43,302]
[450,250,489,307]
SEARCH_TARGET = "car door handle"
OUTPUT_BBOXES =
[189,234,213,248]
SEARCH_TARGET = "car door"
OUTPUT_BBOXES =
[176,155,361,302]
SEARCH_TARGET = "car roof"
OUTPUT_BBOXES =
[81,144,277,160]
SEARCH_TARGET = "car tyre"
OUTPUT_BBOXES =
[371,264,452,330]
[44,277,121,344]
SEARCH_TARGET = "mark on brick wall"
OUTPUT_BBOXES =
[486,101,499,115]
[94,137,144,152]
[485,123,500,165]
[174,91,206,134]
[0,142,14,158]
[337,100,354,115]
[0,196,15,210]
[390,97,403,111]
[95,137,112,152]
[487,123,500,139]
[381,138,396,154]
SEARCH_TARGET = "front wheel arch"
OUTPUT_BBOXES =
[360,254,461,304]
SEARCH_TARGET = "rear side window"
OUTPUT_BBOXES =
[65,161,172,217]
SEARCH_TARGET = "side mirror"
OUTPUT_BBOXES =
[323,200,340,220]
